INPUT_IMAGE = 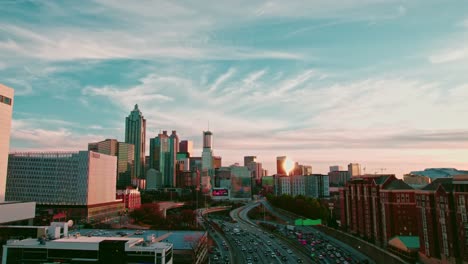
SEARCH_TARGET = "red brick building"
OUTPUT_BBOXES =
[116,187,141,211]
[416,176,468,264]
[340,174,417,246]
[453,175,468,262]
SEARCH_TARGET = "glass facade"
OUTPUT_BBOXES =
[125,104,146,179]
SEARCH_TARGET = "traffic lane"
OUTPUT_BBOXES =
[221,221,269,264]
[260,200,370,264]
[236,206,303,264]
[238,204,308,263]
[229,210,283,263]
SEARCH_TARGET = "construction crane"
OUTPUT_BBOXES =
[374,168,387,174]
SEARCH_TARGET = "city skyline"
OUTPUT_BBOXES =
[2,1,468,177]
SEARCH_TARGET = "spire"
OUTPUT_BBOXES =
[134,104,139,110]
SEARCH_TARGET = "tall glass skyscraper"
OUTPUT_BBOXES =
[125,104,146,179]
[169,131,179,187]
[149,131,169,187]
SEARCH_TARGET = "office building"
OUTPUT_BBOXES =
[5,151,123,222]
[168,131,179,187]
[179,140,193,156]
[212,156,222,169]
[149,131,170,187]
[348,163,361,177]
[291,175,306,196]
[328,170,350,187]
[305,174,330,198]
[0,84,14,202]
[125,104,146,179]
[244,156,257,167]
[274,174,291,196]
[276,156,287,175]
[330,165,344,172]
[146,169,162,190]
[230,165,251,200]
[89,139,135,188]
[201,131,213,171]
[0,85,36,226]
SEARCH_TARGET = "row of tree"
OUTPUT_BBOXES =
[266,194,329,222]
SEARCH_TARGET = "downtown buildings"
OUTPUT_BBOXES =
[149,130,179,188]
[0,84,13,202]
[5,151,124,222]
[125,104,146,180]
[88,139,135,189]
[0,84,35,225]
[340,173,468,264]
[274,174,330,198]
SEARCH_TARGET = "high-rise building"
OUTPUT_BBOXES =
[330,165,344,172]
[244,156,257,167]
[179,140,193,156]
[0,84,14,202]
[212,156,222,169]
[88,139,135,188]
[0,84,36,225]
[275,174,329,198]
[229,165,251,200]
[125,104,146,179]
[168,131,179,187]
[149,131,170,187]
[201,131,213,170]
[5,151,123,222]
[328,170,350,187]
[348,163,361,177]
[201,131,214,191]
[276,156,287,175]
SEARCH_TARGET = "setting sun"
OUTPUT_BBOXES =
[283,158,295,175]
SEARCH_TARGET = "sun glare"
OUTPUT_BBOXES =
[283,158,294,175]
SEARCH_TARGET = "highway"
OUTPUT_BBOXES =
[259,199,374,264]
[200,200,373,264]
[217,203,310,264]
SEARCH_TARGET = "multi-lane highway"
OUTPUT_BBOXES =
[201,200,373,264]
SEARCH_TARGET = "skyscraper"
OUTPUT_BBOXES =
[168,130,179,187]
[348,163,361,177]
[149,131,169,186]
[276,156,287,175]
[202,131,213,171]
[0,84,14,202]
[88,139,135,188]
[125,104,146,179]
[244,156,257,167]
[179,140,193,156]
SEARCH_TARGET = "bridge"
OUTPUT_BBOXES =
[156,201,186,218]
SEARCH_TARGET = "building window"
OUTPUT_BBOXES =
[0,95,12,105]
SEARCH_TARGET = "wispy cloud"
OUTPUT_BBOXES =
[429,47,468,64]
[209,68,236,92]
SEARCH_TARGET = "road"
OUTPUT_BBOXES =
[259,199,373,264]
[220,203,309,264]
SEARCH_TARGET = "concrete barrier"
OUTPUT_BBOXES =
[315,225,409,264]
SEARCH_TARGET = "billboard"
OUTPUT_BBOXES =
[212,188,229,197]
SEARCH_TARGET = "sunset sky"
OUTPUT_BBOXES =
[2,1,468,177]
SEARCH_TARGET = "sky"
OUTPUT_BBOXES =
[1,0,468,177]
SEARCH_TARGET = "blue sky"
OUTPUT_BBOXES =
[2,0,468,176]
